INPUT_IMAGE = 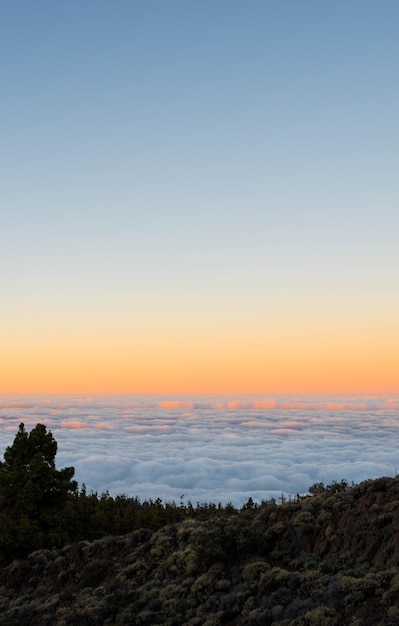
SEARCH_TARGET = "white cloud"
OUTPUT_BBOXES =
[0,394,398,507]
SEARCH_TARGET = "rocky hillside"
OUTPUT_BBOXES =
[1,476,399,625]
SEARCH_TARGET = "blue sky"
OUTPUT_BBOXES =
[1,1,398,393]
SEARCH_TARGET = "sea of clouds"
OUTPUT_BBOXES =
[0,394,398,507]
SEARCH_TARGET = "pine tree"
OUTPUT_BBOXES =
[0,423,77,562]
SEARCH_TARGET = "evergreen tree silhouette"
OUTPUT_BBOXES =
[0,423,77,561]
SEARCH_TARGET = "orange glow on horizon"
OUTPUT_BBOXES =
[1,321,398,395]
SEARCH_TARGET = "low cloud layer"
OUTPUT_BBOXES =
[0,394,398,507]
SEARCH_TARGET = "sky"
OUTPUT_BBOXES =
[1,394,399,506]
[1,1,398,394]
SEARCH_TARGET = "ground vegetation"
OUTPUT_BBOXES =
[1,425,399,624]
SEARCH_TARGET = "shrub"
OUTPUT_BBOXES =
[242,560,271,589]
[302,604,337,625]
[79,558,113,588]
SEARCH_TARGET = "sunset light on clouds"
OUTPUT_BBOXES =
[1,1,398,396]
[1,394,399,505]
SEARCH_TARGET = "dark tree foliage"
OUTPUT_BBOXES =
[0,423,77,561]
[0,423,242,564]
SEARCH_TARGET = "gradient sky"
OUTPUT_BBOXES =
[2,1,398,394]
